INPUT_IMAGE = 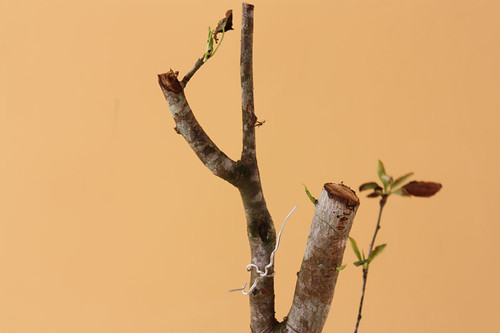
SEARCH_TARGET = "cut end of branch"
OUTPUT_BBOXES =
[243,3,255,11]
[158,70,183,94]
[324,183,360,207]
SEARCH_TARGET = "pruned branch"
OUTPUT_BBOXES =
[285,183,359,332]
[158,70,240,185]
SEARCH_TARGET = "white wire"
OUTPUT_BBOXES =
[228,205,297,295]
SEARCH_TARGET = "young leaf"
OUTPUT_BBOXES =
[391,172,414,190]
[391,188,410,196]
[349,237,362,261]
[203,27,214,62]
[377,160,386,180]
[382,174,393,185]
[336,264,347,271]
[353,259,370,267]
[303,184,317,204]
[368,244,387,262]
[359,182,382,192]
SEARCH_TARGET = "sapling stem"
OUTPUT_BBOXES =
[354,195,387,333]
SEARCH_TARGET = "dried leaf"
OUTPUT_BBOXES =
[402,181,442,197]
[214,10,233,42]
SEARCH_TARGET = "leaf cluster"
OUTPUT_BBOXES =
[349,237,386,270]
[359,160,441,198]
[203,10,233,62]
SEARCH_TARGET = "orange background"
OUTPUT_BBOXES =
[1,0,499,332]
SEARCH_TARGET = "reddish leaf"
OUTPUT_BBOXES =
[402,181,442,197]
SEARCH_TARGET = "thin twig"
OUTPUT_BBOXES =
[181,57,204,87]
[181,10,233,88]
[368,196,387,254]
[354,196,387,333]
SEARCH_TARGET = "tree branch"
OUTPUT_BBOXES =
[354,195,387,333]
[285,183,360,333]
[238,4,279,332]
[241,3,257,162]
[158,6,278,330]
[181,57,204,88]
[158,70,240,185]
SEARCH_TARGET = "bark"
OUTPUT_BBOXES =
[284,184,359,332]
[158,70,240,186]
[239,4,279,332]
[158,4,359,332]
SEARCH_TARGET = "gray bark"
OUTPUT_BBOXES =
[284,184,359,332]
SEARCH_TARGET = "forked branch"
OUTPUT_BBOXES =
[158,4,359,332]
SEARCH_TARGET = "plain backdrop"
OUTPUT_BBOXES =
[1,0,499,332]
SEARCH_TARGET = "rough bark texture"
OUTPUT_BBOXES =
[239,4,279,333]
[158,71,242,185]
[284,184,359,333]
[158,4,359,332]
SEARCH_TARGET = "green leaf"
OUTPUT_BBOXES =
[391,172,414,190]
[382,174,393,185]
[349,237,362,261]
[336,264,347,271]
[368,244,387,262]
[303,184,317,204]
[203,27,214,62]
[391,188,410,196]
[354,259,370,267]
[377,160,386,182]
[377,160,393,190]
[359,182,382,192]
